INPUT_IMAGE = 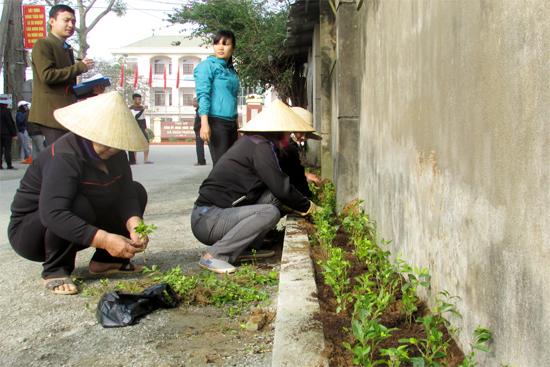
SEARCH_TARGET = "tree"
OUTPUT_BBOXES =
[167,0,304,105]
[43,0,127,58]
[2,0,26,105]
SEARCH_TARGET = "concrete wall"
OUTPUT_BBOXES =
[354,0,549,365]
[333,1,361,206]
[319,0,336,179]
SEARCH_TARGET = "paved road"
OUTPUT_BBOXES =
[0,145,274,367]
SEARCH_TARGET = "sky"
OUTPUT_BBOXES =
[0,0,194,60]
[1,1,194,92]
[85,0,191,60]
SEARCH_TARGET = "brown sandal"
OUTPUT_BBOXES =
[43,277,78,295]
[89,261,143,275]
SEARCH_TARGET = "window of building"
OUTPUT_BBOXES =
[154,88,173,106]
[154,88,165,106]
[154,59,171,75]
[182,63,194,74]
[181,87,194,106]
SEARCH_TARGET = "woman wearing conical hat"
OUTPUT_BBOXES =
[191,100,319,274]
[278,107,322,198]
[8,92,151,295]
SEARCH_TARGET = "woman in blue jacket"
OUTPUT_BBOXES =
[194,30,240,165]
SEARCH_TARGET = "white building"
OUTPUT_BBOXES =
[111,35,212,141]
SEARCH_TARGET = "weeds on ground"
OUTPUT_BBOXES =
[80,264,278,317]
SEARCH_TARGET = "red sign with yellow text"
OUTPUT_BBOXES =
[22,5,47,49]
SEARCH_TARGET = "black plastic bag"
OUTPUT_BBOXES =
[96,283,179,328]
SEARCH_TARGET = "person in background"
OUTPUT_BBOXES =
[27,119,46,160]
[8,92,151,295]
[128,93,152,165]
[0,102,17,170]
[193,97,207,166]
[190,100,318,274]
[16,101,33,164]
[29,4,94,145]
[278,107,322,198]
[194,30,240,166]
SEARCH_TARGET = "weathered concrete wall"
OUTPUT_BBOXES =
[357,0,549,365]
[333,0,361,206]
[319,0,335,179]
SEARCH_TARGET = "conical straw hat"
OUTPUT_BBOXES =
[291,107,322,140]
[239,99,315,133]
[54,91,148,151]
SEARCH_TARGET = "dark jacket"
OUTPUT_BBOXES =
[278,140,313,198]
[9,133,141,246]
[16,111,28,133]
[195,135,310,212]
[29,33,87,129]
[26,121,43,136]
[0,107,16,137]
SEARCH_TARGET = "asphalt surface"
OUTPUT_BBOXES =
[0,145,274,367]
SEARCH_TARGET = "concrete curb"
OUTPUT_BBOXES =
[271,216,328,367]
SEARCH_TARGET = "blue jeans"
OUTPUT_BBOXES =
[17,131,31,159]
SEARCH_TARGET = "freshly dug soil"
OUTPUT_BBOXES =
[307,224,465,367]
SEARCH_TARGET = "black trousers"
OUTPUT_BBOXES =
[128,125,148,164]
[194,128,206,164]
[208,117,238,166]
[9,181,147,278]
[128,151,136,164]
[0,135,13,168]
[41,126,68,146]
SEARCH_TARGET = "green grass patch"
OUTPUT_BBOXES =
[78,264,278,317]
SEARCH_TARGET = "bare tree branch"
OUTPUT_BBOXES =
[84,0,98,17]
[86,0,115,33]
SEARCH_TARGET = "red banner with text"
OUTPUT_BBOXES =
[22,5,47,49]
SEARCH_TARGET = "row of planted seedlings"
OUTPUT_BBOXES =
[309,182,491,367]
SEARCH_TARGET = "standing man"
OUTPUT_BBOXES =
[27,119,46,160]
[0,102,17,170]
[128,93,152,164]
[29,4,94,145]
[193,97,206,166]
[16,101,32,164]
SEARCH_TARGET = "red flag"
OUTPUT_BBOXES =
[148,63,152,87]
[176,65,180,89]
[133,65,138,89]
[163,64,167,90]
[119,63,124,87]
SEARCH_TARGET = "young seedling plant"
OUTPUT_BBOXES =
[134,220,157,263]
[320,245,351,313]
[459,327,492,367]
[344,306,396,367]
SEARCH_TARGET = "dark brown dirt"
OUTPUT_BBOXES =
[310,226,465,367]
